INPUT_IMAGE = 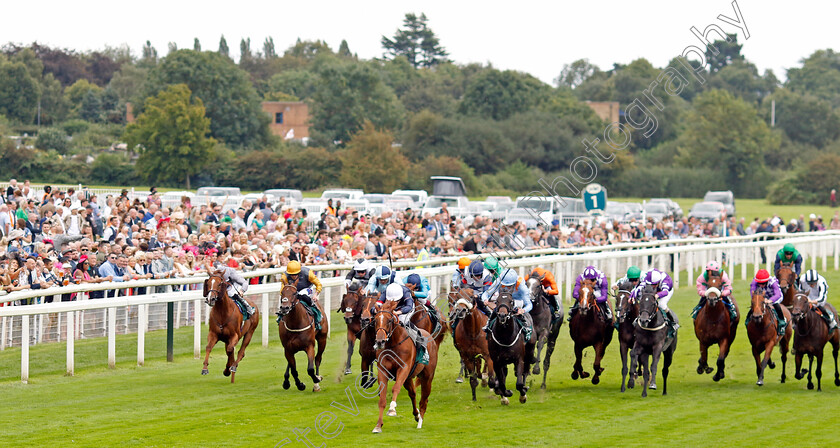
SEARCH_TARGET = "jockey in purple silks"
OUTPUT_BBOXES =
[568,266,612,322]
[631,268,679,332]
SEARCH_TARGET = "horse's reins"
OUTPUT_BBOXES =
[635,295,667,331]
[206,278,239,331]
[278,291,315,332]
[490,303,523,347]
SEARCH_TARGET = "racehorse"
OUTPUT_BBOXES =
[371,302,438,433]
[746,289,792,386]
[276,285,329,392]
[776,263,797,309]
[201,272,260,383]
[448,288,468,383]
[569,279,614,385]
[410,297,447,348]
[791,293,840,391]
[615,288,641,392]
[358,293,380,388]
[487,290,535,405]
[451,288,495,401]
[628,284,677,397]
[526,275,563,389]
[339,289,364,375]
[693,272,739,382]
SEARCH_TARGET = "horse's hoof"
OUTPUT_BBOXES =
[571,371,579,380]
[713,374,722,382]
[756,380,764,386]
[835,378,840,387]
[315,375,323,382]
[696,366,704,375]
[313,383,321,392]
[768,361,776,369]
[591,376,600,385]
[296,382,306,391]
[501,397,509,405]
[649,383,657,390]
[229,366,236,373]
[519,395,527,404]
[642,391,647,398]
[344,368,352,375]
[372,427,382,434]
[580,371,590,379]
[416,416,423,429]
[223,369,231,377]
[808,382,814,390]
[504,389,513,397]
[532,366,540,375]
[282,380,290,390]
[540,383,547,390]
[387,409,397,417]
[704,367,714,374]
[201,369,209,376]
[455,377,464,384]
[481,380,488,387]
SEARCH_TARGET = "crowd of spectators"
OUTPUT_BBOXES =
[2,178,838,303]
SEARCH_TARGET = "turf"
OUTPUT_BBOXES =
[3,264,840,447]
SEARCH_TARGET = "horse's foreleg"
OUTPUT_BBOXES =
[202,332,218,375]
[780,335,789,384]
[405,377,419,422]
[807,354,815,390]
[795,351,806,380]
[591,342,605,385]
[713,339,730,382]
[373,371,388,433]
[753,344,766,386]
[417,374,432,429]
[541,334,558,390]
[515,358,528,404]
[648,344,663,390]
[620,342,629,392]
[628,343,639,389]
[223,336,238,379]
[641,352,650,398]
[345,334,356,375]
[304,345,320,390]
[816,351,824,391]
[387,369,409,417]
[315,334,327,378]
[662,345,674,396]
[232,328,255,377]
[698,342,712,374]
[286,349,305,391]
[532,333,546,375]
[464,356,478,401]
[572,343,587,379]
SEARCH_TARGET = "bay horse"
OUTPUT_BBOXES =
[693,272,738,382]
[615,288,641,392]
[410,298,447,348]
[358,293,381,388]
[448,288,471,383]
[451,288,495,401]
[746,289,792,386]
[628,284,677,397]
[526,275,563,389]
[338,289,364,375]
[791,293,840,391]
[569,279,614,385]
[371,302,438,433]
[776,264,797,309]
[276,285,329,392]
[201,272,260,383]
[487,290,535,405]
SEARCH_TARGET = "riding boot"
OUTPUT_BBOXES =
[476,298,491,317]
[665,309,680,332]
[234,294,255,320]
[773,303,787,336]
[691,296,706,319]
[818,304,838,332]
[723,297,738,320]
[409,322,429,365]
[483,312,497,334]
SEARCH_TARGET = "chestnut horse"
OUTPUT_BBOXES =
[693,272,739,382]
[526,275,563,389]
[338,290,364,375]
[371,302,438,433]
[451,288,495,401]
[776,264,797,309]
[746,289,792,386]
[488,290,536,405]
[791,293,840,391]
[276,285,329,392]
[615,288,641,392]
[201,272,260,383]
[569,279,614,385]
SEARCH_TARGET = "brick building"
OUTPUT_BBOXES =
[262,101,310,139]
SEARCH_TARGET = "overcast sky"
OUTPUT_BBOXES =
[2,0,836,84]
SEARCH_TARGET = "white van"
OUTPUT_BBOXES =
[391,189,429,207]
[321,189,365,200]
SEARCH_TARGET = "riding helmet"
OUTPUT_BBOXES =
[458,257,471,271]
[286,260,301,275]
[500,269,518,286]
[469,260,484,277]
[385,283,403,301]
[804,269,819,283]
[754,269,770,283]
[705,261,721,272]
[353,258,367,272]
[783,243,795,254]
[484,256,499,272]
[583,266,599,279]
[626,266,641,280]
[405,273,422,286]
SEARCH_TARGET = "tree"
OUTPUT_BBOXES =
[124,84,215,188]
[193,38,201,52]
[218,36,230,59]
[38,74,70,125]
[144,49,270,148]
[108,64,148,104]
[339,121,408,191]
[239,38,252,64]
[786,49,840,107]
[263,37,277,59]
[79,90,103,122]
[705,33,744,74]
[458,69,550,120]
[381,13,448,68]
[555,59,601,89]
[36,127,70,153]
[141,41,158,67]
[677,89,779,196]
[0,61,40,123]
[767,88,840,148]
[338,40,352,58]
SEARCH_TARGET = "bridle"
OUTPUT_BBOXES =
[374,309,399,348]
[751,290,767,321]
[614,289,634,323]
[204,275,226,307]
[491,292,522,347]
[636,288,665,331]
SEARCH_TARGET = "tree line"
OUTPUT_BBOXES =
[1,14,839,202]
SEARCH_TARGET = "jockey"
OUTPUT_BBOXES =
[379,283,429,364]
[481,268,534,342]
[568,266,611,322]
[612,266,642,293]
[798,270,838,332]
[632,268,679,332]
[450,257,471,289]
[279,260,324,330]
[464,259,495,315]
[529,266,562,318]
[692,261,737,320]
[749,269,786,336]
[774,243,803,277]
[483,256,501,282]
[211,261,255,319]
[400,273,442,333]
[364,265,396,296]
[344,258,373,292]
